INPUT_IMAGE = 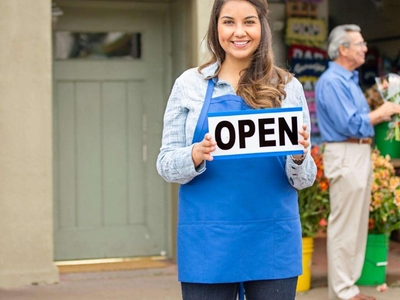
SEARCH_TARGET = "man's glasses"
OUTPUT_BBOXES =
[352,41,367,47]
[343,41,367,48]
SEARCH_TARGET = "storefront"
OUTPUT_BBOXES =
[1,0,399,289]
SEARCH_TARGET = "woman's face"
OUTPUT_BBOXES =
[217,0,261,64]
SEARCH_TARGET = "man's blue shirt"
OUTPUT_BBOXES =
[315,61,374,142]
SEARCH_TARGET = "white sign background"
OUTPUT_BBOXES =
[208,107,304,159]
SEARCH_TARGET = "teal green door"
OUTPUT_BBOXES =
[53,5,168,260]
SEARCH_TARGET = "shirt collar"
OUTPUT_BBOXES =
[201,62,219,82]
[329,61,359,83]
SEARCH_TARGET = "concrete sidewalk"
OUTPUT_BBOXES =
[0,265,399,300]
[1,237,399,300]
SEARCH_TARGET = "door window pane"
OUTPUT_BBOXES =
[55,32,141,60]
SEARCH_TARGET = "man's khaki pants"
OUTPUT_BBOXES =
[323,143,372,300]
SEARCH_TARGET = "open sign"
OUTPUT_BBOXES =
[208,107,304,159]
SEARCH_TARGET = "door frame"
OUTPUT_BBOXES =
[52,0,174,261]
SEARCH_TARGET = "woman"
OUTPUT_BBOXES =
[157,0,316,299]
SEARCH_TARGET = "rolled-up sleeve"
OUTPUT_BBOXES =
[283,78,317,190]
[156,77,206,184]
[318,80,373,138]
[286,156,317,190]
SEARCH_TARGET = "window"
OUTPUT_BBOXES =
[55,32,141,60]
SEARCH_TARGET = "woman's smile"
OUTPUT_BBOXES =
[231,40,250,48]
[218,0,261,63]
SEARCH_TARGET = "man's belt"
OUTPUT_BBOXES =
[343,138,372,145]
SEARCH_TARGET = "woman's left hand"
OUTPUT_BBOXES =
[292,124,309,160]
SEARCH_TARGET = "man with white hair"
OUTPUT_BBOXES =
[315,24,400,300]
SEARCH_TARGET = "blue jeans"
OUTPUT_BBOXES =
[181,277,298,300]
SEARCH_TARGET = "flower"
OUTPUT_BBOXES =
[298,146,400,237]
[376,283,388,292]
[368,148,400,235]
[374,73,400,141]
[364,83,384,111]
[297,145,330,237]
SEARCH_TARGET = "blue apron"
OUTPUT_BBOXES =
[178,79,302,283]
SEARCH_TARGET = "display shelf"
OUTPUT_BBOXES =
[392,159,400,176]
[392,159,400,168]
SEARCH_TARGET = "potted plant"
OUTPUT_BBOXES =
[365,78,400,159]
[368,149,400,235]
[357,149,400,286]
[298,145,330,238]
[296,145,330,292]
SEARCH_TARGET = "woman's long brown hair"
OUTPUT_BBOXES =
[198,0,293,109]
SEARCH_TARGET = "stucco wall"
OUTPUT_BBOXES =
[193,0,214,65]
[0,0,59,288]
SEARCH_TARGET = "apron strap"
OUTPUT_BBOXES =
[192,79,214,143]
[193,82,244,296]
[238,282,245,300]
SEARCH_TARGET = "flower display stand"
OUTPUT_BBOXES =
[296,237,314,292]
[356,234,389,286]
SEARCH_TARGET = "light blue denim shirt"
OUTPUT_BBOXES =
[157,62,316,189]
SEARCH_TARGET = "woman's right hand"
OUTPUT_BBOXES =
[192,133,217,167]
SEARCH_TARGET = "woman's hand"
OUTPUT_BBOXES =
[292,124,309,161]
[192,133,217,167]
